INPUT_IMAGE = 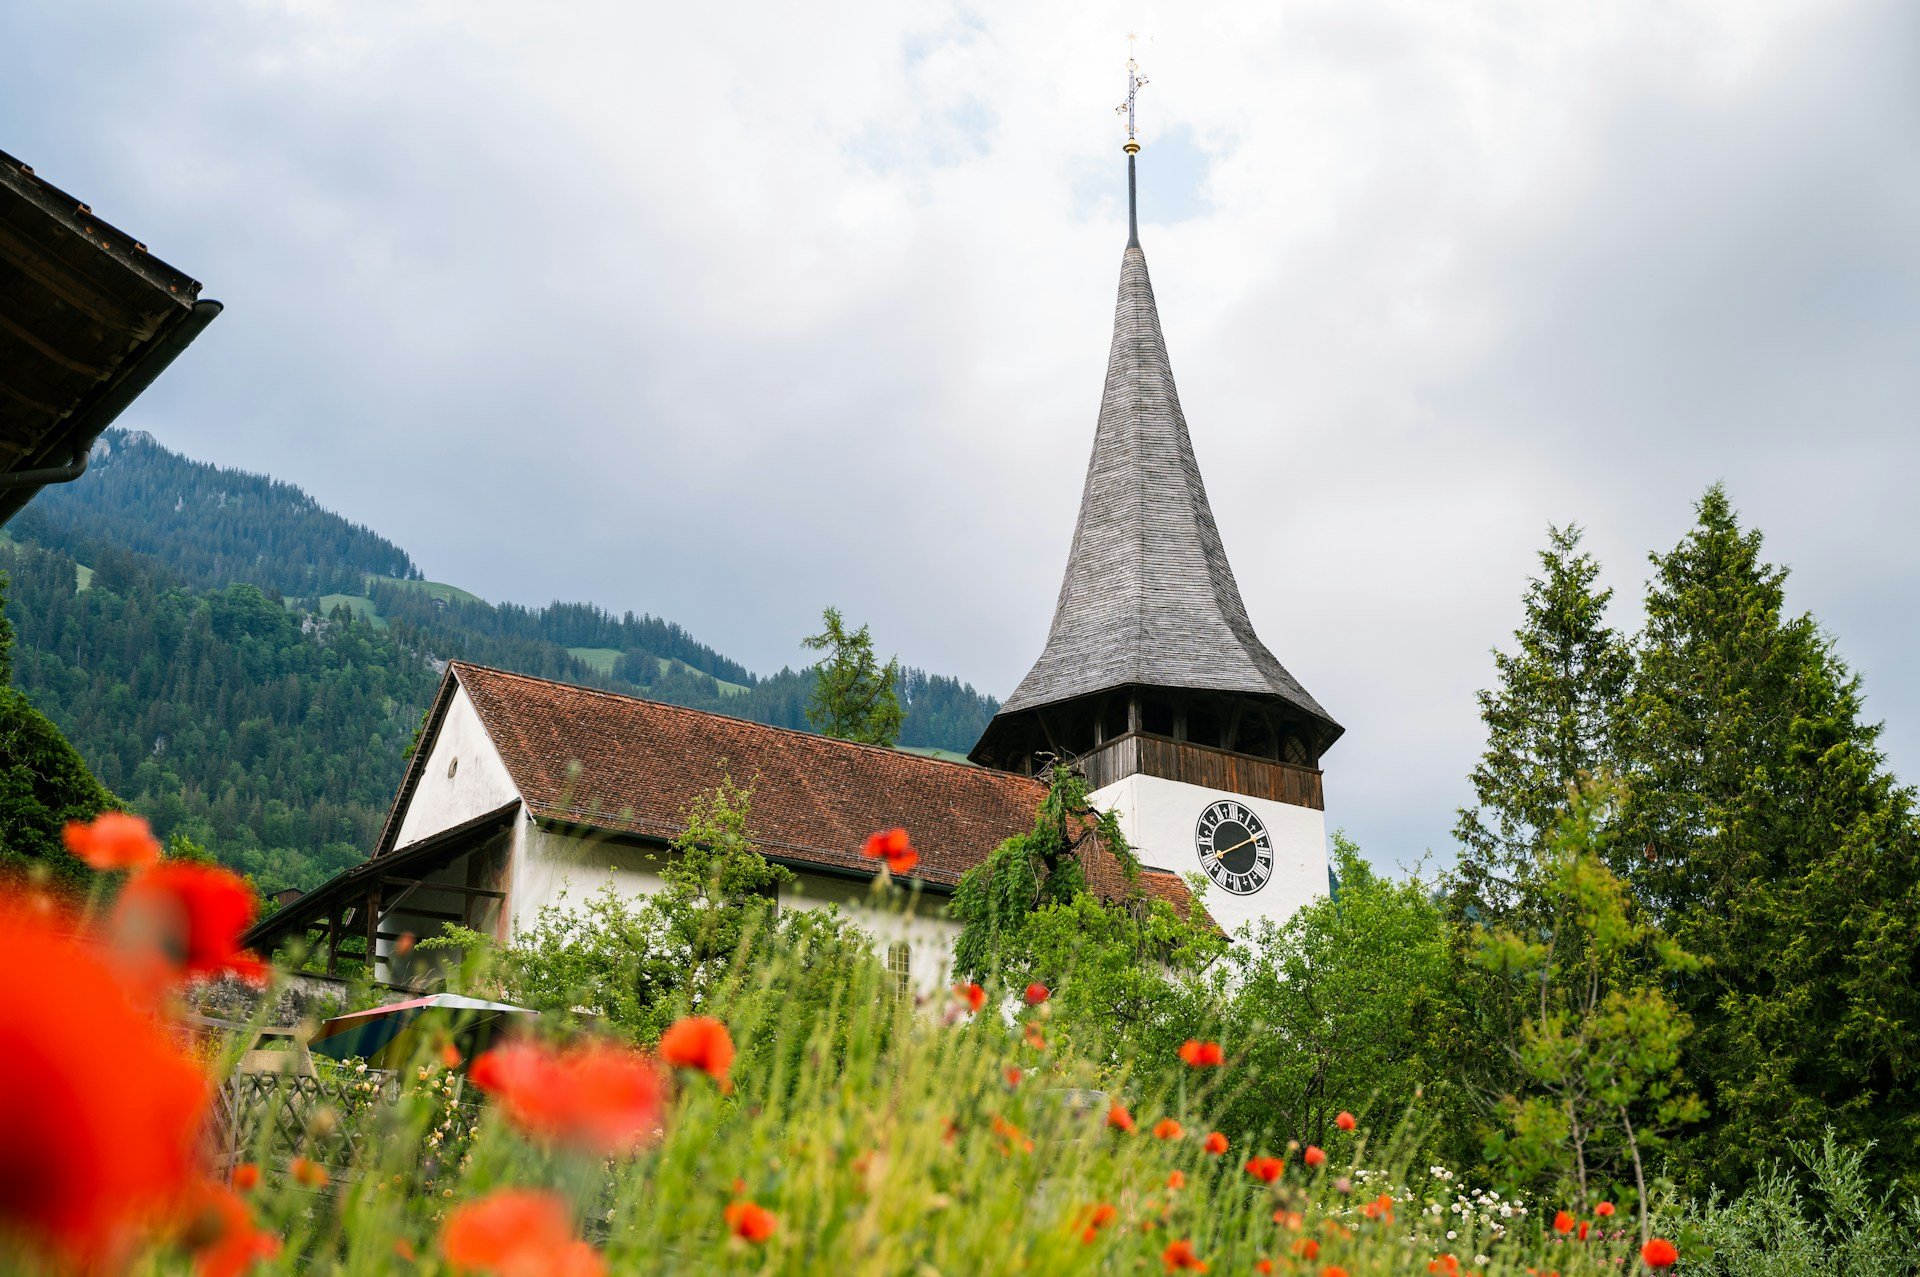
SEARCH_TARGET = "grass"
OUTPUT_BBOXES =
[567,646,621,675]
[372,575,487,606]
[116,908,1663,1277]
[317,594,386,626]
[898,746,975,765]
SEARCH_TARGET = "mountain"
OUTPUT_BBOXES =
[3,430,998,890]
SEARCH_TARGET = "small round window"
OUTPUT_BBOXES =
[446,756,459,779]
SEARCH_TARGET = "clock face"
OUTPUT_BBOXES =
[1195,799,1274,896]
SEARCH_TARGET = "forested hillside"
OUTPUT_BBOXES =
[2,430,997,889]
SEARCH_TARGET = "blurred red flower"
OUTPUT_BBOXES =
[1594,1201,1615,1217]
[1292,1237,1320,1259]
[62,811,161,871]
[861,828,918,874]
[442,1189,604,1277]
[1642,1238,1679,1268]
[955,982,987,1013]
[1303,1145,1326,1168]
[1024,1023,1047,1051]
[1152,1118,1184,1140]
[725,1200,777,1244]
[1167,1170,1187,1190]
[1177,1040,1224,1068]
[1079,1202,1118,1243]
[1552,1209,1574,1234]
[470,1040,667,1155]
[0,901,209,1268]
[113,862,267,987]
[179,1181,280,1277]
[1004,1066,1023,1087]
[1107,1101,1136,1133]
[1203,1131,1228,1155]
[659,1015,735,1089]
[1244,1155,1284,1183]
[1024,982,1051,1005]
[230,1164,260,1192]
[1162,1238,1209,1271]
[1335,1111,1356,1131]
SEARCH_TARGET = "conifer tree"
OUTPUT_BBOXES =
[1622,485,1920,1190]
[801,607,905,747]
[1454,524,1632,923]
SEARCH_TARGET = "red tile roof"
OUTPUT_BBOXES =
[441,663,1052,889]
[376,663,1208,924]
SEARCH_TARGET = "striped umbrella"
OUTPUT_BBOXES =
[309,993,536,1070]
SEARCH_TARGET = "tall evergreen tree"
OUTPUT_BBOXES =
[1622,485,1920,1190]
[801,607,904,747]
[1454,524,1632,922]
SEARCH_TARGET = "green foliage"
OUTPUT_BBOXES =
[1476,778,1704,1234]
[949,765,1130,982]
[0,570,113,893]
[1621,485,1920,1192]
[801,606,904,746]
[1454,523,1631,927]
[1211,836,1475,1163]
[1671,1131,1920,1276]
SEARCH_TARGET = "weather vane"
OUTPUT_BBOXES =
[1115,34,1148,154]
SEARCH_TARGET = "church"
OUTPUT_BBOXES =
[248,130,1341,993]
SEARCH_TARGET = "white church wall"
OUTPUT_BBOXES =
[782,874,962,999]
[393,685,522,850]
[510,824,671,936]
[504,825,960,995]
[1090,773,1329,938]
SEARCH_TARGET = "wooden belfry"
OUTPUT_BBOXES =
[970,54,1341,813]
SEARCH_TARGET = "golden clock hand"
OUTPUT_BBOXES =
[1206,832,1260,862]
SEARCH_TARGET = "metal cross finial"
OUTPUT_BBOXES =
[1115,35,1148,154]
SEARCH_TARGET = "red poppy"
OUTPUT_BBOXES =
[1079,1202,1118,1243]
[1162,1238,1209,1272]
[1303,1144,1326,1168]
[1428,1256,1461,1275]
[1594,1201,1615,1218]
[1024,1022,1047,1051]
[179,1181,281,1277]
[470,1040,667,1155]
[1322,1268,1351,1277]
[1274,1209,1304,1231]
[1335,1110,1356,1131]
[441,1044,463,1069]
[1177,1039,1224,1068]
[113,862,267,987]
[230,1164,260,1192]
[1004,1066,1023,1087]
[955,982,987,1013]
[0,901,209,1268]
[991,1114,1034,1154]
[1203,1131,1229,1155]
[62,811,161,871]
[1361,1192,1394,1222]
[290,1158,328,1189]
[1107,1101,1136,1133]
[442,1189,605,1277]
[1552,1209,1574,1235]
[1256,1262,1275,1275]
[1167,1170,1187,1190]
[1292,1238,1320,1260]
[1642,1239,1679,1269]
[725,1200,777,1244]
[1578,1221,1590,1240]
[659,1015,735,1088]
[861,828,918,874]
[1153,1117,1184,1140]
[1244,1155,1284,1183]
[1024,982,1051,1005]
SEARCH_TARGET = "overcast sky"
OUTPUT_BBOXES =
[6,1,1916,873]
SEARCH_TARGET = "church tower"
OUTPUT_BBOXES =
[970,68,1342,934]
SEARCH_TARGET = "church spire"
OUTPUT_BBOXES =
[969,62,1341,774]
[1119,43,1145,247]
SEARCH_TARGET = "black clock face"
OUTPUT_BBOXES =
[1195,800,1274,896]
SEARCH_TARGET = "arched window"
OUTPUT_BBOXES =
[886,941,912,996]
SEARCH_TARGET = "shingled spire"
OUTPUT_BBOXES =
[970,148,1341,773]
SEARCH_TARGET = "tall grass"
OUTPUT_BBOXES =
[185,909,1654,1277]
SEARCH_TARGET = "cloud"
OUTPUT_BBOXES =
[4,0,1913,871]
